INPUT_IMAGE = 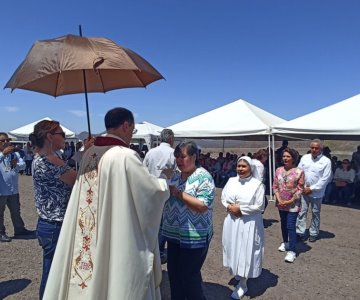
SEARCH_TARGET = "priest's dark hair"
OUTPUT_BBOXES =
[105,107,134,130]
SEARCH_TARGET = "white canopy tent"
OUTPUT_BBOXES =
[9,117,76,140]
[169,99,286,139]
[169,99,286,199]
[131,121,163,149]
[270,93,360,196]
[272,93,360,140]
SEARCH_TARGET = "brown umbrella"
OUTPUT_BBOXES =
[4,34,164,135]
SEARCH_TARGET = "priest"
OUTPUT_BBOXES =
[43,107,170,300]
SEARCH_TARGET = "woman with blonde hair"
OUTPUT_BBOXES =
[29,120,77,299]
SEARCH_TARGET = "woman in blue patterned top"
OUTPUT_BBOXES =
[162,141,215,300]
[29,120,77,299]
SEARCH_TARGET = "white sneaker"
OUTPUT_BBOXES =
[278,242,289,252]
[285,251,296,263]
[231,285,248,299]
[231,277,248,299]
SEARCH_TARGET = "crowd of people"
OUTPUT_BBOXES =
[0,110,359,300]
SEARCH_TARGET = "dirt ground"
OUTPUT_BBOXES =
[1,175,359,300]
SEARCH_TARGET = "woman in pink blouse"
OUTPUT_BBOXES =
[273,148,304,263]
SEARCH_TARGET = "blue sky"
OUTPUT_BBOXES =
[1,0,360,134]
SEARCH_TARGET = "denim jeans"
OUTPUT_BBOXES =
[296,195,322,237]
[25,160,33,175]
[36,218,62,299]
[279,210,298,252]
[167,241,209,300]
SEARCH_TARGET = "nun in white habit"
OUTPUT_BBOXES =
[221,156,265,300]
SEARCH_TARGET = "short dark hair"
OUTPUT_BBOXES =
[105,107,134,130]
[174,141,200,167]
[282,147,299,165]
[342,159,351,171]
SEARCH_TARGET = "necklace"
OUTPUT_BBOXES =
[283,167,293,183]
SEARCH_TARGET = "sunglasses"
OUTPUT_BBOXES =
[132,128,138,134]
[0,138,11,142]
[52,132,66,138]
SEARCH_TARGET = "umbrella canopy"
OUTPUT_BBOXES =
[5,34,164,96]
[4,34,164,135]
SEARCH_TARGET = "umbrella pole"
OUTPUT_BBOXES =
[79,25,92,138]
[83,76,91,137]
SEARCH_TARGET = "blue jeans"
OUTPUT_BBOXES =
[36,218,62,299]
[167,241,209,300]
[296,195,322,237]
[279,210,298,252]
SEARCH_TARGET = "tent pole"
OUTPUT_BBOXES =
[268,135,273,201]
[271,134,276,200]
[79,25,92,138]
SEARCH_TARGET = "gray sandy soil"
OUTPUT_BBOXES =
[1,175,359,299]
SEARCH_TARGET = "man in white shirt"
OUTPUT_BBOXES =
[296,139,332,242]
[143,129,176,263]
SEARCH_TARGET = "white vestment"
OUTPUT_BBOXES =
[43,141,169,300]
[221,176,265,279]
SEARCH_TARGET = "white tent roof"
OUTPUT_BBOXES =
[130,121,163,149]
[168,99,286,139]
[133,121,163,139]
[272,93,360,140]
[9,117,76,139]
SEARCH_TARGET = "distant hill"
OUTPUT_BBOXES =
[76,131,89,140]
[76,131,103,140]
